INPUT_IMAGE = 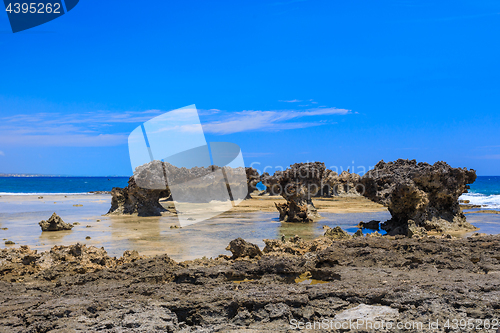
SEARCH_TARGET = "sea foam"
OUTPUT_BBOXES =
[460,193,500,209]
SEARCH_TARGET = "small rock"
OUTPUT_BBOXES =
[38,196,43,199]
[5,240,15,245]
[1,228,8,230]
[39,213,73,231]
[407,220,427,238]
[324,226,351,239]
[353,229,364,237]
[226,238,262,259]
[96,219,101,222]
[73,222,81,225]
[86,225,92,228]
[85,236,91,240]
[73,204,83,207]
[357,220,380,230]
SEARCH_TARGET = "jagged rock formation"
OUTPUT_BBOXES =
[245,167,262,199]
[331,170,363,196]
[360,159,477,235]
[39,213,73,231]
[2,236,500,331]
[107,176,170,216]
[267,162,333,222]
[107,160,251,216]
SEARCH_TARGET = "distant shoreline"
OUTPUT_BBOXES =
[0,175,129,178]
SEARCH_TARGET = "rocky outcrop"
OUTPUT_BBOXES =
[107,176,170,216]
[360,159,477,235]
[226,238,262,259]
[39,213,73,231]
[245,167,262,199]
[107,161,253,216]
[0,243,146,282]
[265,162,335,222]
[2,236,500,332]
[331,170,363,196]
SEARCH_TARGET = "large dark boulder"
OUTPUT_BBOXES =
[360,159,477,235]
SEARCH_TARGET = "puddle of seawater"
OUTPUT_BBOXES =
[1,196,499,261]
[295,272,329,285]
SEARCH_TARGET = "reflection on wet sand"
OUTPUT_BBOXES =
[3,194,500,261]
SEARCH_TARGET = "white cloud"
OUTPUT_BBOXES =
[203,108,350,134]
[477,154,500,160]
[279,99,302,103]
[0,151,4,156]
[0,134,127,147]
[0,106,352,146]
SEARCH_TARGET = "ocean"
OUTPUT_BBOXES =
[460,176,500,209]
[0,177,130,195]
[0,176,498,209]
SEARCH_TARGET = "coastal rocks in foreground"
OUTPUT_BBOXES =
[39,213,73,231]
[1,235,500,332]
[361,159,477,235]
[266,162,332,222]
[0,243,144,282]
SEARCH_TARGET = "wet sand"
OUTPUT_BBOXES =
[0,194,389,260]
[1,194,500,261]
[229,194,387,213]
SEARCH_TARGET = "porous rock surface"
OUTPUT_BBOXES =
[264,162,334,222]
[107,175,170,216]
[39,213,73,231]
[226,238,262,259]
[245,167,262,199]
[360,159,477,235]
[107,161,250,216]
[1,235,500,332]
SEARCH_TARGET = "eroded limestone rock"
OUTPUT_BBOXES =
[361,159,477,235]
[39,213,73,231]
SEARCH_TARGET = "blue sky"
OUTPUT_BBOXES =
[0,0,499,176]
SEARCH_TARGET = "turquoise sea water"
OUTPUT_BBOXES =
[461,176,500,209]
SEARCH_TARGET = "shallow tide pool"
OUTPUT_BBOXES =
[0,195,498,261]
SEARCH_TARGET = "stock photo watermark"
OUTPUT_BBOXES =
[290,318,500,331]
[3,0,79,33]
